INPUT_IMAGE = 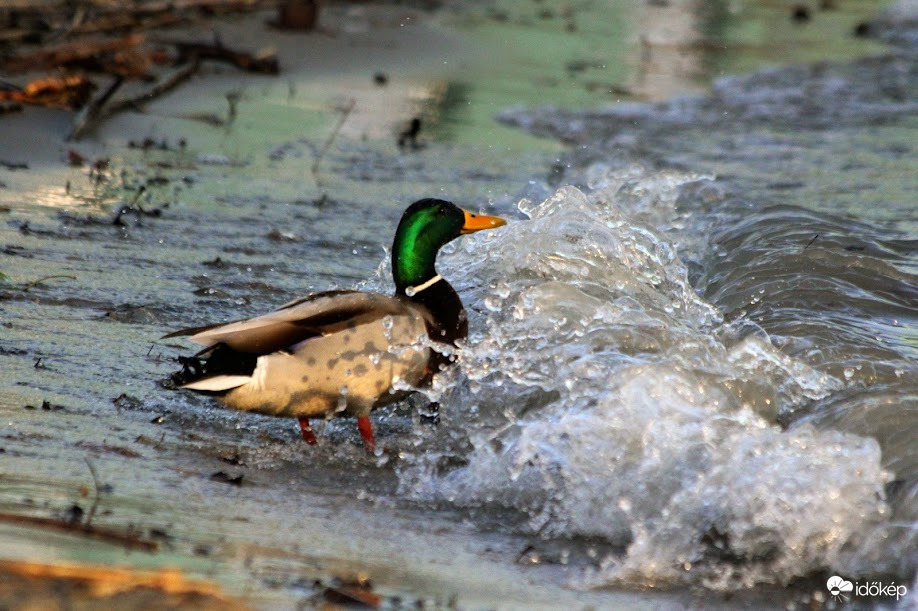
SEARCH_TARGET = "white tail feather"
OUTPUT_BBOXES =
[180,375,251,391]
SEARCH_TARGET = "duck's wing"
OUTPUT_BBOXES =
[164,290,429,355]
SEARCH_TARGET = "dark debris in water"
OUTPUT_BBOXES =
[23,400,65,411]
[111,393,145,411]
[791,5,811,23]
[194,287,232,298]
[75,441,142,459]
[266,228,299,242]
[202,256,228,268]
[210,471,244,486]
[318,575,382,609]
[0,246,30,259]
[102,304,163,324]
[63,504,85,527]
[220,453,245,466]
[0,160,28,170]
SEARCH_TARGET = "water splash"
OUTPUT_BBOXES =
[394,182,904,589]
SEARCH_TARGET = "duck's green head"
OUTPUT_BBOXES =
[392,198,506,293]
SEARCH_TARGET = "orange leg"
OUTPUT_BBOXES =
[298,417,317,445]
[357,416,375,453]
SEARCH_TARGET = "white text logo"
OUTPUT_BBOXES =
[826,575,907,602]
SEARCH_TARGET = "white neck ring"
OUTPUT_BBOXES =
[405,274,442,297]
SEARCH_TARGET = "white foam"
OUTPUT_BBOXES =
[396,181,905,589]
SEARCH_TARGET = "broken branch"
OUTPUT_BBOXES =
[155,38,279,74]
[69,58,200,141]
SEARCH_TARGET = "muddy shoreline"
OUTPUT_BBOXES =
[2,1,913,609]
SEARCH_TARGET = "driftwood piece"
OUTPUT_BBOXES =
[0,559,244,608]
[0,0,276,41]
[163,38,279,74]
[0,75,96,110]
[0,1,285,137]
[2,34,145,74]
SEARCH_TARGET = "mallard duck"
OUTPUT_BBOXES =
[164,199,506,452]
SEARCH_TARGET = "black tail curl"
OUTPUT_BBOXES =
[166,343,258,391]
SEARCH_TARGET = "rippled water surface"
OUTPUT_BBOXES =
[1,0,916,607]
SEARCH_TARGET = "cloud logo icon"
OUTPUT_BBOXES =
[827,575,854,597]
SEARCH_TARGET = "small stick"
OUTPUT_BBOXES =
[22,275,77,292]
[83,457,102,528]
[311,98,355,185]
[803,233,819,250]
